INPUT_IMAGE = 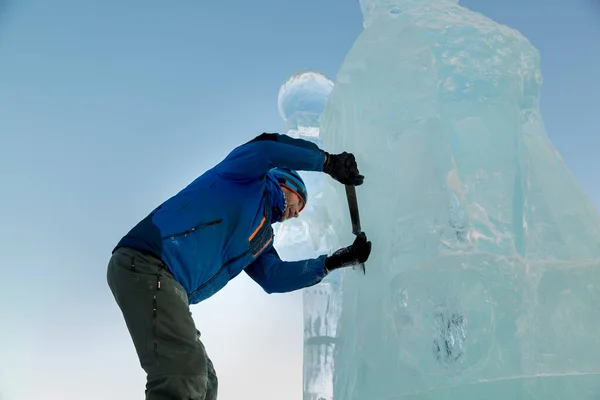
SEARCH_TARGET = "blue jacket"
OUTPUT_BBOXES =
[113,133,329,304]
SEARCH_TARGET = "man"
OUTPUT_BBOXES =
[107,132,372,400]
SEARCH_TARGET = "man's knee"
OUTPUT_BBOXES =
[205,357,219,400]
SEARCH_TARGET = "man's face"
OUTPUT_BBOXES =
[280,187,305,222]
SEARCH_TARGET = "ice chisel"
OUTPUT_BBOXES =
[345,184,366,274]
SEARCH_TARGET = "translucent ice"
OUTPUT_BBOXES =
[275,70,336,255]
[311,0,600,398]
[272,71,342,400]
[278,70,335,138]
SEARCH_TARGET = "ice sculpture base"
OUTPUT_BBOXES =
[397,373,600,400]
[334,255,600,400]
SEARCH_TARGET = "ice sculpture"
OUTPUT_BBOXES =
[272,71,343,400]
[314,0,600,398]
[274,70,337,256]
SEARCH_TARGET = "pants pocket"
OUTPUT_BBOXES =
[107,254,157,368]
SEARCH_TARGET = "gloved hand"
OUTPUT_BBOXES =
[323,151,364,186]
[324,232,372,273]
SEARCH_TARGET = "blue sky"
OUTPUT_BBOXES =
[0,1,598,399]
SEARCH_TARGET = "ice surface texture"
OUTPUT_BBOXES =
[315,0,600,399]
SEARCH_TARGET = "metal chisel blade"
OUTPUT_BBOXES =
[345,184,365,274]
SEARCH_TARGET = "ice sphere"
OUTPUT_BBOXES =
[278,70,335,137]
[314,0,600,399]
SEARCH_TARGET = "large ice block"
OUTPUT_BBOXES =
[316,0,600,398]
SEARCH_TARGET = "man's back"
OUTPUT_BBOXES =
[114,164,274,303]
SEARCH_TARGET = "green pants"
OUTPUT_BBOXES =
[107,247,218,400]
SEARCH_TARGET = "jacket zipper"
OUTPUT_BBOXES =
[188,250,249,298]
[162,218,223,240]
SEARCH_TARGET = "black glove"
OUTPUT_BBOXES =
[324,232,372,273]
[323,151,364,186]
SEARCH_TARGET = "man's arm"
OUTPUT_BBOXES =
[247,232,373,294]
[244,246,328,294]
[213,132,327,180]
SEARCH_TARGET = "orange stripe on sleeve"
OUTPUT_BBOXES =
[249,217,266,241]
[253,236,273,257]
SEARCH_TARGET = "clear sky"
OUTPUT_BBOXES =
[0,1,598,399]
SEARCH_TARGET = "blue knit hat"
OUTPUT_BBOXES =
[268,167,307,211]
